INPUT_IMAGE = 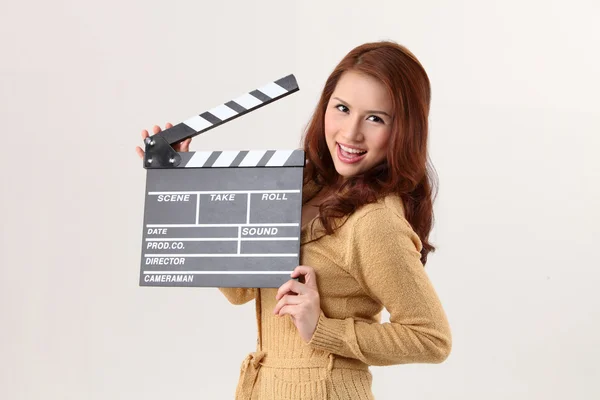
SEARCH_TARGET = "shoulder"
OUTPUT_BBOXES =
[346,194,422,251]
[350,193,406,225]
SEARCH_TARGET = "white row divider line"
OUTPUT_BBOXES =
[145,237,298,241]
[148,190,300,195]
[144,271,295,275]
[144,253,298,257]
[146,223,299,228]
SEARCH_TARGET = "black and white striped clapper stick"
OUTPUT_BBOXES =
[156,74,299,147]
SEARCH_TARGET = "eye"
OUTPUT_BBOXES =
[335,104,349,113]
[367,115,384,124]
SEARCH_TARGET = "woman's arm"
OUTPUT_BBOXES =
[218,288,256,305]
[307,207,452,365]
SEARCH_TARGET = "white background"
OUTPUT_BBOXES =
[1,0,599,398]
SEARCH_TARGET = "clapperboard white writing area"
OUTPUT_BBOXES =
[140,75,305,288]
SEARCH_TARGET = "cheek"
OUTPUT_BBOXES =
[370,131,392,159]
[323,112,336,141]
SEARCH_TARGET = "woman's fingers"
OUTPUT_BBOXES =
[137,129,150,159]
[137,123,181,159]
[273,294,303,315]
[179,138,191,152]
[276,279,306,300]
[291,266,318,290]
[173,139,187,152]
[135,146,144,159]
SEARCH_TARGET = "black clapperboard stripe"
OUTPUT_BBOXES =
[140,75,305,289]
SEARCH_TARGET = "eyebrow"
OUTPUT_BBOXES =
[332,97,392,118]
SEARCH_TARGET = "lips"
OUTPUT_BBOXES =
[336,143,367,164]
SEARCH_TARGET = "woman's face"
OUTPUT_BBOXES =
[324,70,394,179]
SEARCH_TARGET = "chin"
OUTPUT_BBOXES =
[333,163,362,179]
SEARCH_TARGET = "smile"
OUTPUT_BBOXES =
[337,143,367,164]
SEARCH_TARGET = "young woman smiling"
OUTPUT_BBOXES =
[136,41,451,400]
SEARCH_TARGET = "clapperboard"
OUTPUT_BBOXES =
[140,75,304,288]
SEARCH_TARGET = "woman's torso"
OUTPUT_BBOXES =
[245,189,385,399]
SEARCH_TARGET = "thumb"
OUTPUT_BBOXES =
[292,265,317,289]
[181,138,191,152]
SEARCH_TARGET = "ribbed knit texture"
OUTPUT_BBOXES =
[219,183,452,399]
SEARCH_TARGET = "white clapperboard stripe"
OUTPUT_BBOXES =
[160,75,298,147]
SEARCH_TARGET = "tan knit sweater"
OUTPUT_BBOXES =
[219,184,452,400]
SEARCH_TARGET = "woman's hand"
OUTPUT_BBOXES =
[135,122,192,159]
[273,265,322,343]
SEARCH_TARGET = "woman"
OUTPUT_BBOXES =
[136,41,451,400]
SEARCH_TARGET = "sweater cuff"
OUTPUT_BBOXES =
[308,311,347,354]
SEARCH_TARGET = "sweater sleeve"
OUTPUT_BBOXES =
[218,288,256,305]
[307,207,452,365]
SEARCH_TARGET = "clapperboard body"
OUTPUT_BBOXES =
[140,75,304,288]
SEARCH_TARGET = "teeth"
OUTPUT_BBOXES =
[339,144,366,154]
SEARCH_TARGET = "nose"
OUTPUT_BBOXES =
[341,117,364,142]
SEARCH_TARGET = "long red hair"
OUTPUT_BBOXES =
[302,41,438,265]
